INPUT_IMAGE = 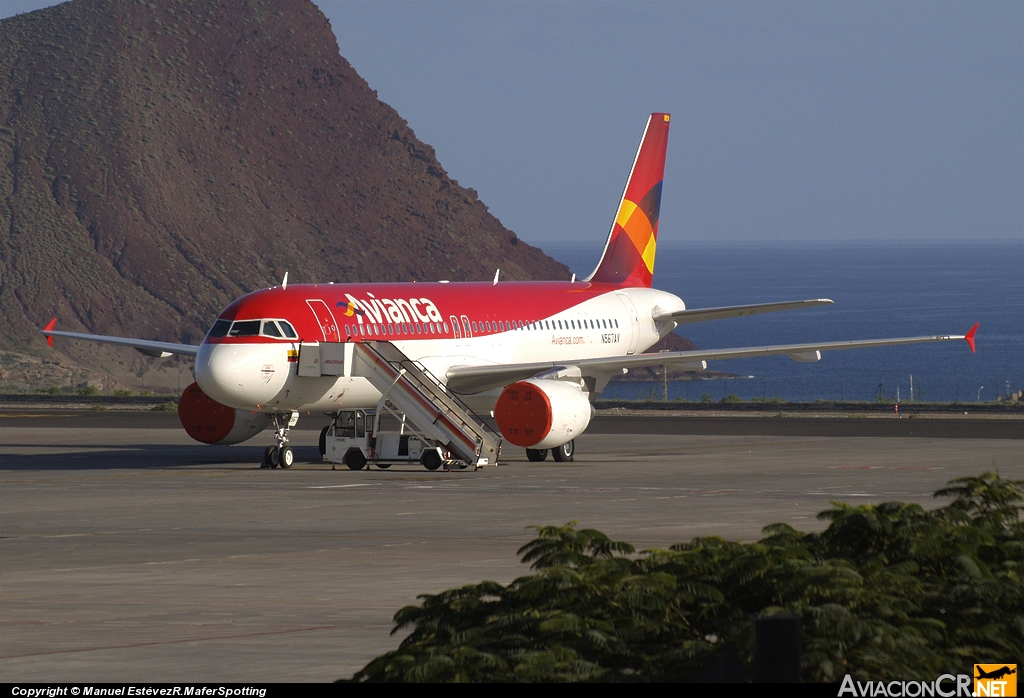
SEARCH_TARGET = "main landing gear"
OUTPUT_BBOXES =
[526,440,575,463]
[262,412,297,469]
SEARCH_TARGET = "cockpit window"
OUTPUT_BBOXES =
[210,319,297,339]
[207,319,231,338]
[228,320,261,337]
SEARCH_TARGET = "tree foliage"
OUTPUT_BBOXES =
[348,473,1023,682]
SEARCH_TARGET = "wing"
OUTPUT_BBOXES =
[40,318,199,357]
[654,298,834,325]
[444,323,978,395]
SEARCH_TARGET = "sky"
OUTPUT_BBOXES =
[4,1,1022,246]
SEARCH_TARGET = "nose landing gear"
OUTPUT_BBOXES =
[261,411,298,469]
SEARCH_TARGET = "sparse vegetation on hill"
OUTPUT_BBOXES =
[349,473,1023,683]
[0,0,568,383]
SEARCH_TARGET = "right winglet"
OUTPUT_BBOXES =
[42,317,57,347]
[964,322,978,353]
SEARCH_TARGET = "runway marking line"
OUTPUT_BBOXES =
[0,624,339,660]
[306,484,374,489]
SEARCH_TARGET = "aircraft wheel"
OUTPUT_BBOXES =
[422,450,442,471]
[279,446,294,469]
[318,426,329,457]
[551,440,575,462]
[526,448,548,462]
[262,445,275,468]
[269,447,281,468]
[345,450,366,471]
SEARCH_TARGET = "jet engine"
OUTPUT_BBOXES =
[494,379,593,449]
[177,381,272,445]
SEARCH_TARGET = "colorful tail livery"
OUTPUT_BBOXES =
[587,113,670,288]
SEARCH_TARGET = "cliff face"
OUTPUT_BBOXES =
[0,0,568,367]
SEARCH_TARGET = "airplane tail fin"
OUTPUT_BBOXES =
[586,113,671,288]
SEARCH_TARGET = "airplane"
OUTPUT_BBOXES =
[976,667,1016,681]
[40,113,978,468]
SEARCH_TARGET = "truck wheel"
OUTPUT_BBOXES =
[345,450,366,471]
[551,440,574,462]
[526,448,548,462]
[421,450,442,471]
[319,426,329,457]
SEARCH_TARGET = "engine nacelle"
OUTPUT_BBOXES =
[494,379,593,449]
[178,381,272,445]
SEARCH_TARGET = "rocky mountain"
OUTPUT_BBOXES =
[0,0,570,389]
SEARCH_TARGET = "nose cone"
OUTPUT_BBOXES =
[195,342,286,409]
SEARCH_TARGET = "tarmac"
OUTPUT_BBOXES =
[1,411,1021,682]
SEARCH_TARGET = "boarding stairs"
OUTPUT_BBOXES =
[349,341,502,467]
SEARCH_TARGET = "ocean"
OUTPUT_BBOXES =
[542,241,1023,404]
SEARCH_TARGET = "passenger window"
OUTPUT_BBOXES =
[356,411,365,438]
[207,319,231,338]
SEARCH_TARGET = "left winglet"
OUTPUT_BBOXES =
[42,318,57,347]
[964,322,978,353]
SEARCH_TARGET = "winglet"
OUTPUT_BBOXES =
[42,317,57,347]
[964,322,978,353]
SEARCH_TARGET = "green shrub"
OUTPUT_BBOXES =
[349,473,1022,683]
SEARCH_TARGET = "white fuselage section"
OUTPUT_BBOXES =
[195,287,684,415]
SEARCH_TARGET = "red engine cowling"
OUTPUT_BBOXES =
[178,382,272,445]
[494,379,593,449]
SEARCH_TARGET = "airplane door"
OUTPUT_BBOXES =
[461,315,472,341]
[616,293,639,355]
[306,299,341,342]
[450,315,462,346]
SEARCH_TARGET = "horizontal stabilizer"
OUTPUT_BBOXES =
[654,299,834,325]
